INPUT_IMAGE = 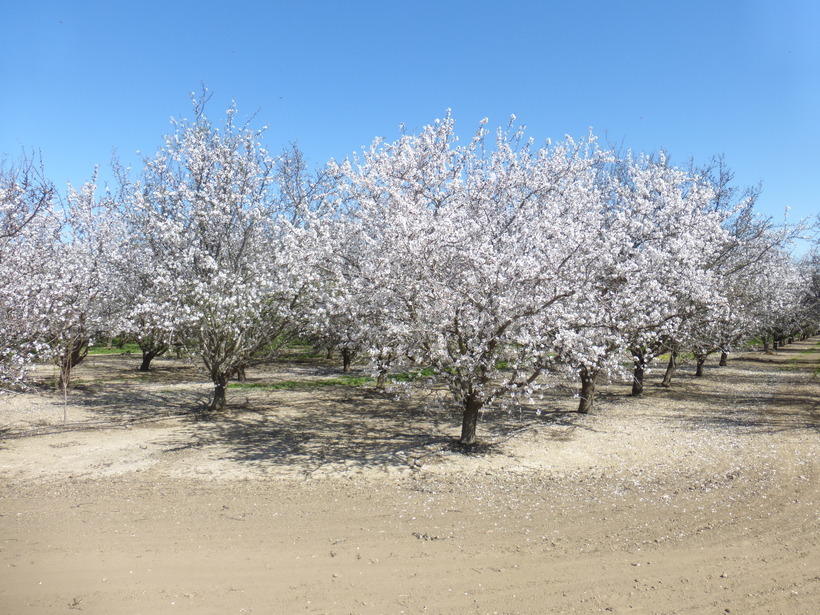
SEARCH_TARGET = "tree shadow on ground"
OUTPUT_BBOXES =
[10,347,816,472]
[3,352,589,472]
[634,364,819,435]
[662,393,818,434]
[0,355,211,439]
[160,387,588,474]
[0,384,210,440]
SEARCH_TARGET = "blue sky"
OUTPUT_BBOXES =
[1,0,817,247]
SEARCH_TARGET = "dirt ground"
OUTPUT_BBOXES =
[1,339,818,614]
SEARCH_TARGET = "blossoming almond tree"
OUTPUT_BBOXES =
[111,159,186,372]
[794,247,820,337]
[608,154,728,395]
[551,152,731,407]
[111,234,175,372]
[126,96,311,410]
[748,247,806,350]
[42,175,124,391]
[0,168,123,395]
[0,153,56,388]
[656,157,807,383]
[326,114,610,444]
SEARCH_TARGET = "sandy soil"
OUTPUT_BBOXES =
[1,339,818,614]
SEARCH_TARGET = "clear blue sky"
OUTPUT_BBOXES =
[2,0,817,245]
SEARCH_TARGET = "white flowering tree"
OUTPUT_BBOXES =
[125,96,310,410]
[609,154,727,395]
[552,153,731,406]
[0,153,56,388]
[109,159,181,372]
[749,248,806,350]
[325,114,610,444]
[795,246,820,338]
[669,159,775,374]
[41,175,123,390]
[655,157,809,382]
[0,167,123,392]
[111,233,175,372]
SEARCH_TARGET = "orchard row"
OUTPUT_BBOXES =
[2,99,817,443]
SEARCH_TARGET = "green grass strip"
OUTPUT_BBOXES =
[87,343,142,355]
[228,375,372,390]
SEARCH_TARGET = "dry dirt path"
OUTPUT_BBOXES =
[0,339,818,614]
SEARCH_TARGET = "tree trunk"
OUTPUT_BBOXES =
[631,351,646,396]
[661,350,678,387]
[577,366,599,413]
[57,338,89,390]
[209,372,229,411]
[718,350,728,367]
[139,351,155,372]
[375,353,392,388]
[138,342,168,372]
[695,353,706,377]
[342,348,354,373]
[459,394,483,445]
[762,337,771,353]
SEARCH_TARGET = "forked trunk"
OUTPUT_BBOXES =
[695,354,706,377]
[139,349,158,372]
[209,372,229,411]
[138,342,168,372]
[661,350,677,387]
[577,366,599,413]
[459,394,483,445]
